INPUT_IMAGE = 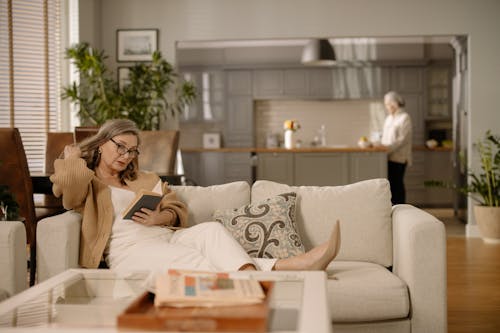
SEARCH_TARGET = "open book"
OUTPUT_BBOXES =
[154,269,266,308]
[122,189,163,220]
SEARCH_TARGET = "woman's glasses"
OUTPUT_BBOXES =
[109,138,140,158]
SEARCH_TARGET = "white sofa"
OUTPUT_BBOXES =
[36,179,447,333]
[0,221,27,301]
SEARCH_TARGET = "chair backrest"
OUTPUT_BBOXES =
[138,130,180,175]
[45,132,74,174]
[0,128,36,244]
[74,126,98,143]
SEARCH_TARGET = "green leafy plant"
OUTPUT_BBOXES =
[62,42,196,130]
[425,130,500,207]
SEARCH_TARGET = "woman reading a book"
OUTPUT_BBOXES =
[51,119,340,274]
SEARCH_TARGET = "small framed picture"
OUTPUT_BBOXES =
[117,67,131,90]
[203,133,221,149]
[116,29,158,62]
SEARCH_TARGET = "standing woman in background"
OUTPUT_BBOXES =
[381,91,413,205]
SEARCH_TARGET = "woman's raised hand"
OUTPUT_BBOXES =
[63,144,81,159]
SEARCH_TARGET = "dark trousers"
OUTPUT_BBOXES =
[388,161,407,205]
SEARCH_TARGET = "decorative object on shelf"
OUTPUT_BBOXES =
[202,133,221,149]
[283,120,300,149]
[117,29,158,62]
[425,130,499,243]
[62,42,196,130]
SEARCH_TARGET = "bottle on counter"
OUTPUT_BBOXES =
[318,124,327,147]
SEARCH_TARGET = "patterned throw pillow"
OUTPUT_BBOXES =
[213,192,305,259]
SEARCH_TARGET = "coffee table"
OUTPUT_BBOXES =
[0,269,331,332]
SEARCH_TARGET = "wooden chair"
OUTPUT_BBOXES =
[138,130,180,175]
[74,126,98,143]
[45,132,74,174]
[33,132,74,214]
[0,128,44,286]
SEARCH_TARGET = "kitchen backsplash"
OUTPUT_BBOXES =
[255,99,386,147]
[179,99,387,148]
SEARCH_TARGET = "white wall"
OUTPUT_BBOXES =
[91,0,500,233]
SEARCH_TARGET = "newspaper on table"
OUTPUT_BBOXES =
[154,269,266,308]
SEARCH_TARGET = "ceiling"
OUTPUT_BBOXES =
[176,36,457,67]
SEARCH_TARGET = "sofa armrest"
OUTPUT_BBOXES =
[392,204,447,333]
[36,210,82,282]
[0,221,27,299]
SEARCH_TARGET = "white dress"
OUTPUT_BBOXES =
[105,181,276,274]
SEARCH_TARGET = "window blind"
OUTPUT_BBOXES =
[0,0,61,173]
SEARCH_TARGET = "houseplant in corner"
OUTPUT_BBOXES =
[62,42,196,130]
[425,130,500,243]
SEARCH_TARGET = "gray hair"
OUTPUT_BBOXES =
[384,91,405,107]
[78,119,141,183]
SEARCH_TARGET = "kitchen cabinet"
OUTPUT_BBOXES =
[295,153,349,186]
[391,67,424,93]
[424,150,453,206]
[180,70,225,123]
[257,151,387,186]
[257,152,294,185]
[332,66,391,99]
[308,69,332,98]
[222,153,252,184]
[283,69,309,97]
[253,68,327,99]
[253,70,283,97]
[405,151,426,206]
[182,152,252,186]
[225,70,253,147]
[227,70,252,95]
[349,152,387,182]
[426,65,451,119]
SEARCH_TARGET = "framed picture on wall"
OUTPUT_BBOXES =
[117,67,131,90]
[116,29,158,62]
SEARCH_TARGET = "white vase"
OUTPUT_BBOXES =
[473,206,500,244]
[284,130,294,149]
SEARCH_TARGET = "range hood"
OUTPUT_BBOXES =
[301,38,336,66]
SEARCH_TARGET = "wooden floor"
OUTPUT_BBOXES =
[425,209,500,333]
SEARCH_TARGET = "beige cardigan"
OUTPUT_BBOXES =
[50,157,188,268]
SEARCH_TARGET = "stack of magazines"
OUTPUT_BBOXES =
[154,269,266,308]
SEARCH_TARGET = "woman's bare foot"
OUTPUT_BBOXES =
[274,220,341,271]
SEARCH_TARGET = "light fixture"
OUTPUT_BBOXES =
[301,38,336,66]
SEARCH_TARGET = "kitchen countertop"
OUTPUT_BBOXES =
[181,146,453,153]
[181,146,388,153]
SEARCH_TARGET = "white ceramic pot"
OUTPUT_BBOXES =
[284,130,294,149]
[473,205,500,244]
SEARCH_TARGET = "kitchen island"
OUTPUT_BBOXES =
[180,146,388,187]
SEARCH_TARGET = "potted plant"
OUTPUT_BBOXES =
[62,42,196,130]
[0,162,20,222]
[425,130,500,243]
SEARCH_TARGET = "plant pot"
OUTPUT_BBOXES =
[473,205,500,244]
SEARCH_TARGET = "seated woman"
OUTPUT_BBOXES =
[51,119,340,274]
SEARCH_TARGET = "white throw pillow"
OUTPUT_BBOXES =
[170,181,250,227]
[251,179,393,267]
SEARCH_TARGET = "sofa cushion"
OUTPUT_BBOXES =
[170,181,250,227]
[251,179,393,266]
[213,192,305,259]
[327,261,410,322]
